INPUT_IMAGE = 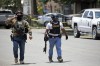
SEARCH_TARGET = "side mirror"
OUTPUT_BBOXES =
[87,15,93,19]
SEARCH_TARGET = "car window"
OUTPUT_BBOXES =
[95,11,100,18]
[88,11,93,18]
[83,11,89,18]
[46,15,51,17]
[57,14,62,18]
[0,11,13,15]
[89,11,93,17]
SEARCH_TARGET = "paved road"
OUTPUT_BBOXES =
[0,29,100,66]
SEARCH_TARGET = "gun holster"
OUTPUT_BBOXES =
[25,28,28,33]
[23,34,27,40]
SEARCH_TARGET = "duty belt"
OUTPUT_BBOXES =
[48,33,60,36]
[48,33,61,38]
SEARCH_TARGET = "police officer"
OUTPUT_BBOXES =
[44,15,68,62]
[6,10,32,64]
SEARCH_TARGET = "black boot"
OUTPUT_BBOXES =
[57,56,63,63]
[49,56,53,62]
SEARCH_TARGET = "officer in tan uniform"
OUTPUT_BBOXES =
[6,10,32,64]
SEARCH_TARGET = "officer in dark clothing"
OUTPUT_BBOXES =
[44,15,68,62]
[6,10,32,64]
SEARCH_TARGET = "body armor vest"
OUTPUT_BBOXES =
[13,20,26,35]
[49,21,60,36]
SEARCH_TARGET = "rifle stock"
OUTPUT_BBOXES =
[43,41,47,54]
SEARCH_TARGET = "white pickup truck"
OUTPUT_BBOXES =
[72,9,100,39]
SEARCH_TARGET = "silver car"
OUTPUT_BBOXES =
[38,13,65,26]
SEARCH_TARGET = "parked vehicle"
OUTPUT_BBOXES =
[0,9,15,28]
[65,9,85,28]
[72,8,100,40]
[37,13,65,26]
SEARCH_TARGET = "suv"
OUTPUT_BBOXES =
[0,9,14,28]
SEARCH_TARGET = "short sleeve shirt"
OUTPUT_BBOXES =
[46,22,64,29]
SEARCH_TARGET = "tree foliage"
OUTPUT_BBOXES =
[0,0,21,10]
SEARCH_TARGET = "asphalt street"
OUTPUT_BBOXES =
[0,29,100,66]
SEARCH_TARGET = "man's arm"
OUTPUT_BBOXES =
[61,28,67,36]
[44,22,50,41]
[60,22,68,40]
[61,28,68,40]
[5,17,16,25]
[25,21,32,40]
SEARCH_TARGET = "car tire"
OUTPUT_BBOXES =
[44,21,49,27]
[92,27,98,40]
[74,25,80,38]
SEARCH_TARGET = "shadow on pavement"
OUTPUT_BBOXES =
[46,60,71,63]
[12,62,36,65]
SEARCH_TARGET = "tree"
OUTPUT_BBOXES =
[0,0,22,12]
[42,0,49,4]
[0,0,12,8]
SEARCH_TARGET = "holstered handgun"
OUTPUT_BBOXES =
[23,34,27,40]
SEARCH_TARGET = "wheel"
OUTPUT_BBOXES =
[44,21,49,27]
[92,27,98,40]
[74,25,80,38]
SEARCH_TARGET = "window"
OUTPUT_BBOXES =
[95,11,100,18]
[0,11,13,15]
[89,11,93,17]
[83,11,89,18]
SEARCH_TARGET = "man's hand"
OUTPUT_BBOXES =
[65,35,68,40]
[44,36,49,41]
[29,35,32,40]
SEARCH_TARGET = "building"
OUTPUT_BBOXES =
[72,0,97,14]
[46,0,62,13]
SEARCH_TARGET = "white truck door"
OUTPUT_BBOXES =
[80,11,89,32]
[86,11,93,32]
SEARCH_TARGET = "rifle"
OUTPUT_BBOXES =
[43,36,49,54]
[43,40,47,54]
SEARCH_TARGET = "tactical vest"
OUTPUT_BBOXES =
[12,20,28,35]
[49,21,61,37]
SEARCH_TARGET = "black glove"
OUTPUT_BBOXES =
[66,35,68,40]
[44,36,49,41]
